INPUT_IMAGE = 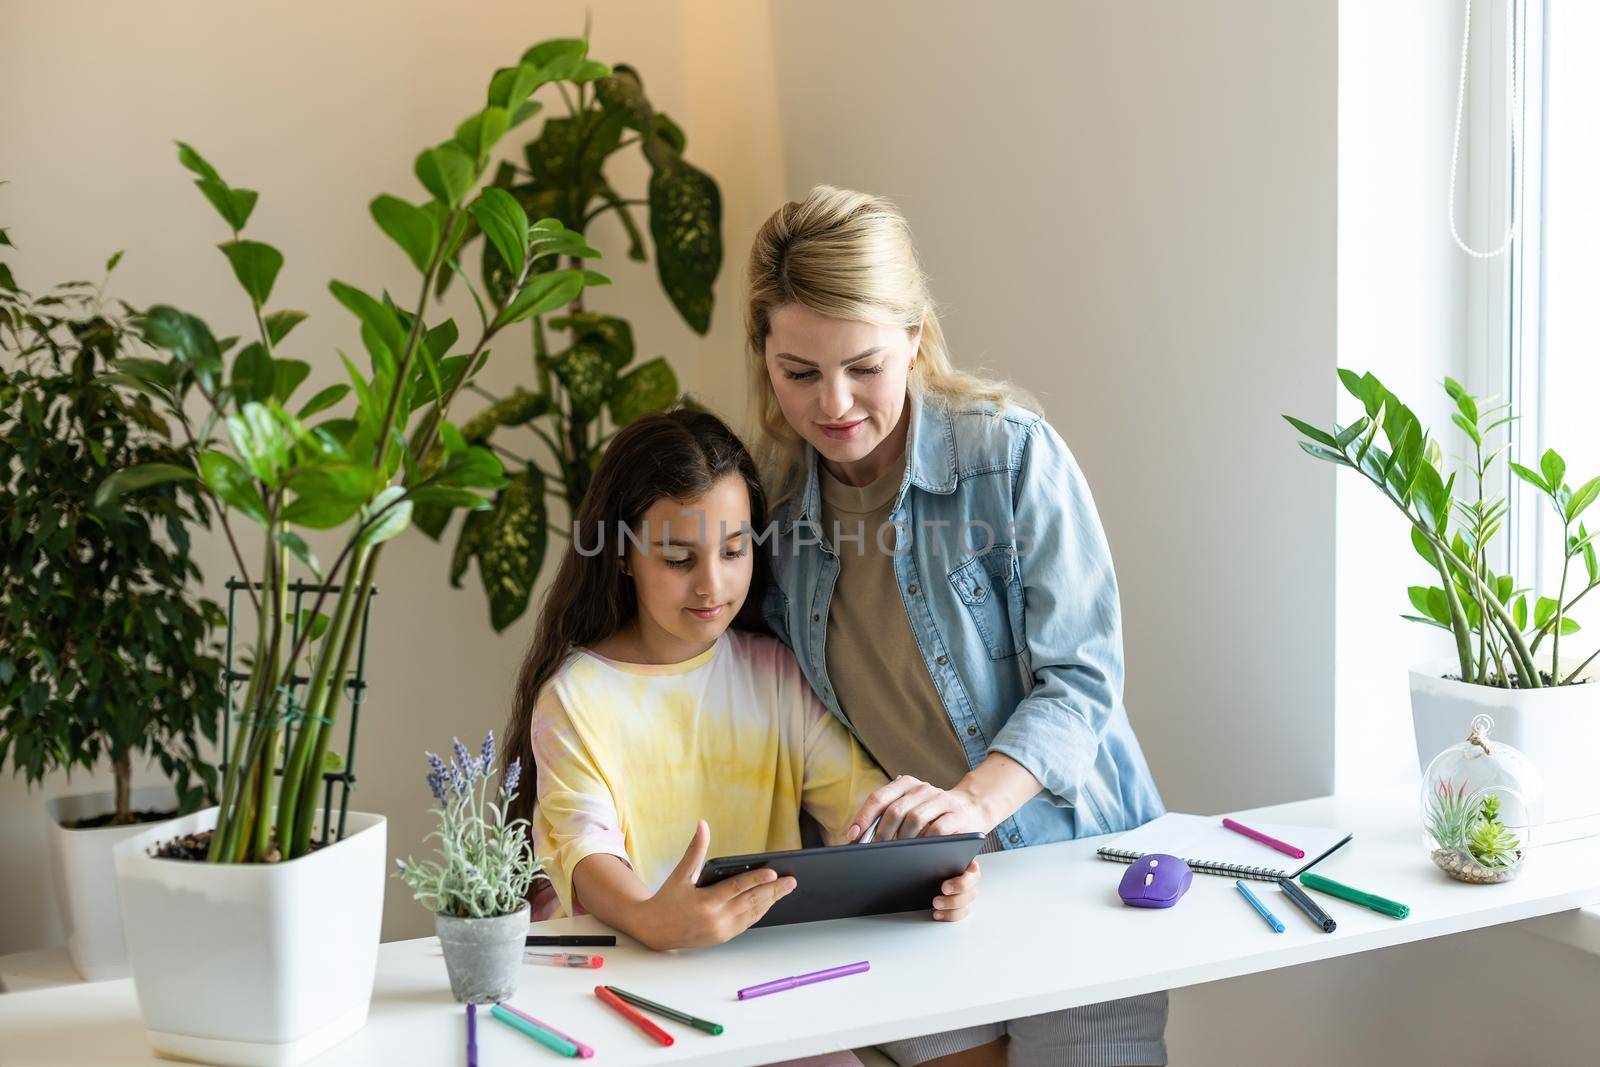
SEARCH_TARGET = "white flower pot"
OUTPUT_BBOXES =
[113,806,386,1066]
[1411,662,1600,843]
[44,784,179,981]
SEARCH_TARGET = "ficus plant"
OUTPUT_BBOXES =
[422,36,723,632]
[1,244,225,824]
[1287,370,1600,689]
[94,45,610,864]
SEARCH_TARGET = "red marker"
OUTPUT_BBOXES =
[595,985,674,1046]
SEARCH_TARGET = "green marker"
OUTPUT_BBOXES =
[605,985,724,1036]
[489,1004,581,1056]
[1299,871,1410,920]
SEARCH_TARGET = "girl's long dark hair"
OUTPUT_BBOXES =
[503,407,771,858]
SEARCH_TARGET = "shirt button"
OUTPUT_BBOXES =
[936,655,948,666]
[1009,833,1021,844]
[966,725,977,736]
[973,586,985,598]
[908,584,919,595]
[812,613,820,622]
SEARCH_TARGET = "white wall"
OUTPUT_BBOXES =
[0,0,776,952]
[1333,0,1471,794]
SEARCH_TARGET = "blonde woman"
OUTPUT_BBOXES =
[748,187,1168,1067]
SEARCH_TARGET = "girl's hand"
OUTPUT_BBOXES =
[933,858,981,922]
[634,820,796,949]
[847,775,992,841]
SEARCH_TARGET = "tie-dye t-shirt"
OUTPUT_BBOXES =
[530,629,889,918]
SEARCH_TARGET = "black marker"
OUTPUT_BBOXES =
[1277,878,1336,932]
[525,934,617,947]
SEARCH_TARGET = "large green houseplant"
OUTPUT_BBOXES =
[99,61,610,869]
[1,248,224,821]
[2,242,227,980]
[422,40,722,632]
[93,41,612,1064]
[1286,369,1600,845]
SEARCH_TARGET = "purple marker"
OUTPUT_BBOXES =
[466,1004,477,1067]
[738,961,870,1000]
[495,1003,596,1058]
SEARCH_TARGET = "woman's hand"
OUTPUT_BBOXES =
[846,775,992,842]
[628,820,796,950]
[934,858,981,922]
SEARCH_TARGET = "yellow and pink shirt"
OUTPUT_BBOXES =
[530,630,889,917]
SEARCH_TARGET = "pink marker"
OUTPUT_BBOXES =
[496,1003,595,1058]
[525,951,604,968]
[1222,817,1305,859]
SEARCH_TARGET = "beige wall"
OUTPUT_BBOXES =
[765,0,1339,816]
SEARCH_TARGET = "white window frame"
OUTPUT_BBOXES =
[1506,0,1546,590]
[1468,0,1543,586]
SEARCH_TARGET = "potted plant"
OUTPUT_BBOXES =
[96,41,610,1065]
[396,731,543,1004]
[1286,370,1600,842]
[419,43,722,633]
[0,247,225,980]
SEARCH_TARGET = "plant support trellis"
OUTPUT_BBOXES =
[220,578,378,846]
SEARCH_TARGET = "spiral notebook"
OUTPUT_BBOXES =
[1096,812,1352,882]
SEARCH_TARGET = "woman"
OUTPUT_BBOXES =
[747,186,1168,1067]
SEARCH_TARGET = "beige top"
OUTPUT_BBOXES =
[819,453,973,791]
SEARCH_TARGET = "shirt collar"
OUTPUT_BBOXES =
[791,390,959,530]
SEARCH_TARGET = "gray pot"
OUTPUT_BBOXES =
[435,903,530,1004]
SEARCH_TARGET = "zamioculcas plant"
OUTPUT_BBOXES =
[1,246,224,822]
[423,36,723,632]
[1286,371,1600,688]
[94,47,610,864]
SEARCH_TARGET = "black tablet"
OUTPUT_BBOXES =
[695,833,986,928]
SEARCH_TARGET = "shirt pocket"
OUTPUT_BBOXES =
[946,544,1024,659]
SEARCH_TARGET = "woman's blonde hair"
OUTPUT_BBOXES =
[744,185,1036,502]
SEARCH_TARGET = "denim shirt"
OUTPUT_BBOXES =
[762,391,1164,849]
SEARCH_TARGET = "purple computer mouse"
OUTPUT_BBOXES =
[1117,853,1193,908]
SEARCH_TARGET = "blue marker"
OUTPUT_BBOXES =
[1235,880,1285,933]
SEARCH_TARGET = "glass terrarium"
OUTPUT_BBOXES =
[1421,714,1543,884]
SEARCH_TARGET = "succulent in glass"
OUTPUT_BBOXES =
[1426,779,1522,869]
[1466,794,1521,868]
[394,730,545,919]
[1419,715,1539,883]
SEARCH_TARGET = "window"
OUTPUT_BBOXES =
[1508,0,1600,639]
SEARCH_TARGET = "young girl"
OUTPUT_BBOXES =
[501,408,980,950]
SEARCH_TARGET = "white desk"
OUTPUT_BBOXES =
[4,788,1600,1066]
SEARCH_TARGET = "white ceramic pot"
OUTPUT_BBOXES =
[44,784,179,981]
[1411,662,1600,843]
[113,807,386,1067]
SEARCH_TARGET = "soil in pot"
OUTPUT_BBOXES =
[150,829,329,863]
[64,808,177,830]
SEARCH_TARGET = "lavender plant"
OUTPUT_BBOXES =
[394,730,544,918]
